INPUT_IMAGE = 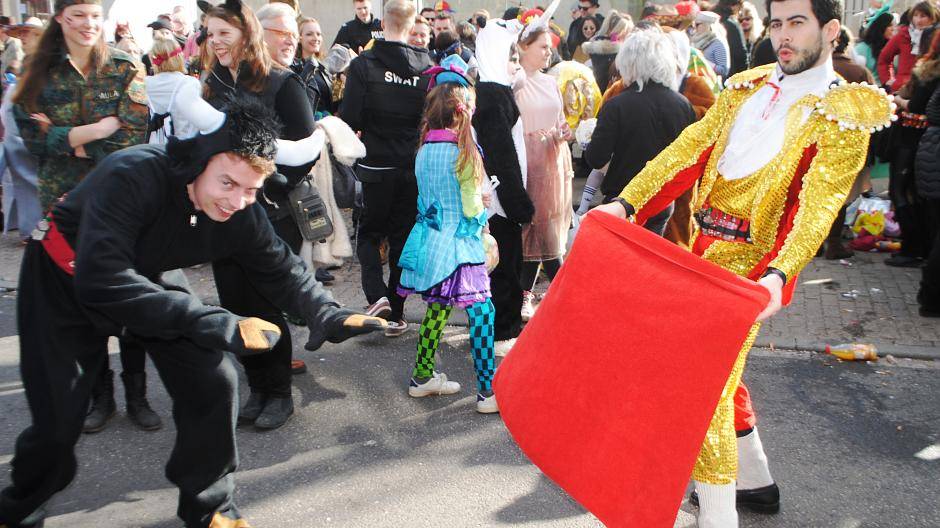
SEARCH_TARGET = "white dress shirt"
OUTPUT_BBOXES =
[717,58,838,181]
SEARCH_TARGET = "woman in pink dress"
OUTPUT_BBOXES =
[515,26,574,320]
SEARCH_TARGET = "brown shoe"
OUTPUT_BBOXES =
[291,359,308,375]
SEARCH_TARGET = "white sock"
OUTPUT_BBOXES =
[736,427,774,490]
[576,184,597,215]
[694,481,738,528]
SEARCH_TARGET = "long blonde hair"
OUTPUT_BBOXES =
[419,83,484,185]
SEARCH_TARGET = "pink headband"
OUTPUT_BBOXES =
[152,47,183,67]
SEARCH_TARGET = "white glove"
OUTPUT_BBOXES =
[275,129,326,166]
[575,118,597,147]
[172,78,226,134]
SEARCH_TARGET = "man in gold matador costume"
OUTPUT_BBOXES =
[596,0,894,525]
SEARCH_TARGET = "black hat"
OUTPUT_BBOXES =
[147,19,173,32]
[167,95,281,182]
[502,7,521,20]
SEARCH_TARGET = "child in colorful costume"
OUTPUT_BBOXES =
[398,55,499,414]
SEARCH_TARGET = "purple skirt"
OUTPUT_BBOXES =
[398,263,491,309]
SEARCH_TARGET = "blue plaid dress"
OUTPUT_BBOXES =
[398,136,488,295]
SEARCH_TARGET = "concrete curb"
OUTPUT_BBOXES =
[755,338,940,361]
[403,317,940,361]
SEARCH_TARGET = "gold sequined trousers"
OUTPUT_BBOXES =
[691,322,760,484]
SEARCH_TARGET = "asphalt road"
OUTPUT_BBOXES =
[0,323,937,527]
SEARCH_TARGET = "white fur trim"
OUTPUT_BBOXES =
[316,115,366,166]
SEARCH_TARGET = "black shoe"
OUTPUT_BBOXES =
[121,371,162,431]
[689,483,780,514]
[885,255,922,268]
[315,268,335,284]
[0,515,45,527]
[83,369,116,434]
[238,392,268,425]
[824,243,854,260]
[254,396,294,430]
[919,306,940,318]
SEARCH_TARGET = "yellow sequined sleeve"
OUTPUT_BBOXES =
[768,122,869,279]
[618,87,729,211]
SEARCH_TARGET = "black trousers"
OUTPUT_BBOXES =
[213,215,303,398]
[87,336,146,392]
[521,259,562,291]
[919,199,940,310]
[356,169,418,321]
[1,242,239,528]
[890,146,931,259]
[488,215,524,341]
[603,195,674,236]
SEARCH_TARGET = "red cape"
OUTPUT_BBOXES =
[494,212,769,527]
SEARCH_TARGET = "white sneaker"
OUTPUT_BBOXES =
[408,372,461,397]
[365,296,392,319]
[476,392,499,413]
[521,291,536,322]
[494,338,516,357]
[385,319,408,337]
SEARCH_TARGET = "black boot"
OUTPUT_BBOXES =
[254,396,294,430]
[121,371,162,431]
[238,391,268,425]
[824,205,853,260]
[83,369,116,434]
[315,268,335,284]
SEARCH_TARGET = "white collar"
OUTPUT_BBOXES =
[770,57,838,97]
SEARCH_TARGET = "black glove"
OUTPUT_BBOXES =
[234,317,282,356]
[305,309,387,351]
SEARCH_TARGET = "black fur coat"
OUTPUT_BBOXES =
[472,82,535,224]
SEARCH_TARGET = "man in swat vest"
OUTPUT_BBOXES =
[340,0,433,337]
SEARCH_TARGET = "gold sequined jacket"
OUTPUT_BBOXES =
[619,64,894,282]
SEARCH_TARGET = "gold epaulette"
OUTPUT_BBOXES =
[723,64,776,90]
[813,82,897,133]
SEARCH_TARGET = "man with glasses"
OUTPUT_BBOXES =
[566,0,604,59]
[258,3,299,69]
[334,0,383,53]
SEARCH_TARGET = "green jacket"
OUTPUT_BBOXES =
[14,48,149,209]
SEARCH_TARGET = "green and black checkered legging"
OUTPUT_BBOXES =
[413,300,496,392]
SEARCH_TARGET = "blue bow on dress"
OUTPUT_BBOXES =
[399,201,443,273]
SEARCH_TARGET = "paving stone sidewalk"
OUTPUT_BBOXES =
[3,220,940,359]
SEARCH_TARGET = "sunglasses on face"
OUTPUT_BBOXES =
[263,27,297,42]
[739,16,752,21]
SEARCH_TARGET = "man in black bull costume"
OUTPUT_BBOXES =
[0,99,386,528]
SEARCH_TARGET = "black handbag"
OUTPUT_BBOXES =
[288,177,334,242]
[331,152,357,209]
